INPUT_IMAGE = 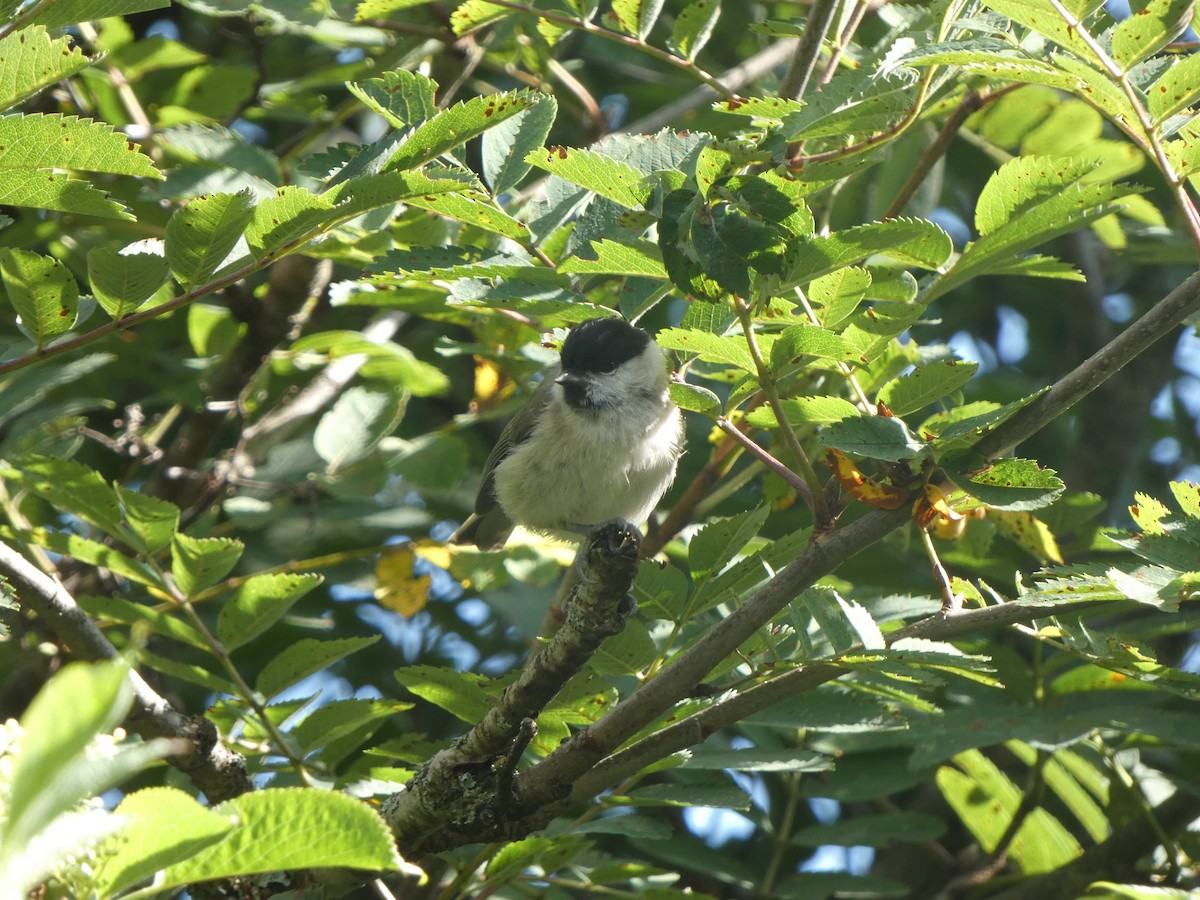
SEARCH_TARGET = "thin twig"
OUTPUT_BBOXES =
[778,0,840,101]
[717,416,811,502]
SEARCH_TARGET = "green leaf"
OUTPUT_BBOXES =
[671,0,720,60]
[689,505,769,583]
[347,70,437,129]
[770,323,866,371]
[930,157,1141,301]
[450,0,510,35]
[681,747,832,772]
[0,248,79,348]
[985,0,1096,57]
[810,266,871,327]
[170,533,244,598]
[937,748,1081,873]
[403,189,531,240]
[744,395,860,428]
[91,787,235,897]
[1110,0,1192,72]
[1148,51,1200,122]
[245,185,335,259]
[115,486,180,554]
[0,26,91,112]
[622,782,751,810]
[819,415,930,462]
[292,699,409,754]
[30,0,170,28]
[4,660,131,849]
[781,69,918,141]
[0,527,158,587]
[386,90,541,171]
[0,114,160,178]
[482,94,558,193]
[395,664,494,723]
[9,455,124,536]
[559,239,668,277]
[156,789,408,888]
[1084,884,1198,899]
[216,572,323,651]
[785,218,952,286]
[877,360,979,417]
[609,0,666,39]
[87,246,170,320]
[256,636,382,699]
[188,302,243,357]
[313,385,405,472]
[0,167,43,216]
[164,190,255,288]
[526,145,649,208]
[668,381,722,417]
[657,327,755,370]
[957,458,1065,511]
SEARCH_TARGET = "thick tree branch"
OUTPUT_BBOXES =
[0,541,252,804]
[385,521,642,851]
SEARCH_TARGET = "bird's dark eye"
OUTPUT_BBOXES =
[601,361,619,373]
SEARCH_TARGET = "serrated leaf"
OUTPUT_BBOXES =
[394,664,493,723]
[689,505,769,583]
[770,323,866,371]
[930,157,1141,301]
[0,26,91,112]
[1149,52,1200,122]
[745,395,860,428]
[786,218,952,286]
[0,114,160,178]
[781,69,918,141]
[526,145,649,208]
[9,455,123,536]
[793,812,946,847]
[0,169,133,220]
[984,0,1095,57]
[958,458,1065,511]
[246,185,335,259]
[170,533,244,598]
[78,595,208,649]
[347,70,437,129]
[87,247,170,320]
[314,385,405,472]
[91,787,235,897]
[291,331,449,396]
[713,95,807,121]
[217,572,323,651]
[115,486,179,554]
[1111,0,1192,72]
[671,0,720,60]
[559,239,667,277]
[450,0,509,34]
[165,190,255,288]
[0,526,158,587]
[609,0,666,39]
[294,699,411,757]
[482,94,557,193]
[386,90,540,171]
[257,636,382,699]
[810,266,871,327]
[668,381,721,417]
[404,189,531,239]
[877,360,978,417]
[355,0,436,19]
[156,789,408,888]
[820,414,930,462]
[0,248,79,347]
[657,327,754,370]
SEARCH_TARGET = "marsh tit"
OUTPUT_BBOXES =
[450,317,684,550]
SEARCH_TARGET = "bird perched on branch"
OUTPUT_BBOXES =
[451,317,684,551]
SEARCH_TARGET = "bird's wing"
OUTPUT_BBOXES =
[472,367,558,517]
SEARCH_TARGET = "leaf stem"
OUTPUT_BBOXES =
[732,296,830,528]
[717,416,810,502]
[920,528,958,611]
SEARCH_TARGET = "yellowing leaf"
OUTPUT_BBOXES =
[375,549,431,617]
[826,449,909,510]
[994,511,1063,564]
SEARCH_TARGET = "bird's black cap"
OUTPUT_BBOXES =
[560,317,651,374]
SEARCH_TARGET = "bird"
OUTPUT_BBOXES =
[450,316,684,551]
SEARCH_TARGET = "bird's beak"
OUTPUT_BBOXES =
[555,371,587,388]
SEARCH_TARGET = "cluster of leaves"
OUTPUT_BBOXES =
[1,0,1200,898]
